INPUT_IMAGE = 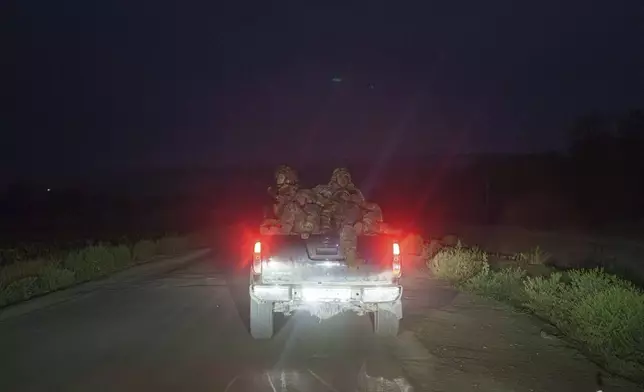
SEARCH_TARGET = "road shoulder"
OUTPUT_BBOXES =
[399,272,642,391]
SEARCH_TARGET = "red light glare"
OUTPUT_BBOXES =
[392,242,400,256]
[254,241,262,254]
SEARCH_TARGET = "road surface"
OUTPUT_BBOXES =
[0,249,640,391]
[0,250,427,391]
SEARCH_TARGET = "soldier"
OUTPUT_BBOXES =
[326,168,361,230]
[267,165,299,226]
[312,183,334,232]
[269,165,298,198]
[361,202,383,235]
[294,188,321,235]
[339,224,364,267]
[329,167,366,204]
[279,201,300,234]
[328,167,385,234]
[331,189,362,228]
[294,188,315,206]
[326,168,366,266]
[275,164,299,187]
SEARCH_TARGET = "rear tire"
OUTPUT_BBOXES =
[374,305,400,337]
[250,298,274,339]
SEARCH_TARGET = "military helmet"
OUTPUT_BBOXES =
[330,167,352,188]
[275,165,298,187]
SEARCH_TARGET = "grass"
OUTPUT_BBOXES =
[513,245,551,266]
[523,270,644,380]
[464,266,528,305]
[427,244,644,383]
[0,235,199,308]
[132,240,158,261]
[429,242,488,283]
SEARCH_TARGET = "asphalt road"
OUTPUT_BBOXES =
[0,250,435,392]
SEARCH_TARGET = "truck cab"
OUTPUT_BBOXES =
[248,231,403,339]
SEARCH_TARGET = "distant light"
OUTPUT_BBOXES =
[46,188,51,192]
[368,83,375,89]
[332,77,342,83]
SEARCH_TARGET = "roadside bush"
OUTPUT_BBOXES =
[514,246,551,266]
[110,245,133,269]
[65,244,136,281]
[0,277,39,307]
[0,259,47,288]
[132,240,157,262]
[522,272,571,322]
[63,248,101,281]
[1,234,196,308]
[524,269,644,379]
[573,287,644,360]
[0,260,77,306]
[428,243,488,283]
[36,264,76,292]
[523,269,642,330]
[464,266,527,304]
[421,239,443,260]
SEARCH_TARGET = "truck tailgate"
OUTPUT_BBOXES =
[259,234,396,284]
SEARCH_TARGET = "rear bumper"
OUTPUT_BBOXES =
[249,284,402,304]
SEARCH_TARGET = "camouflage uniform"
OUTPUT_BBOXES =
[260,218,281,235]
[326,168,359,229]
[294,188,315,206]
[262,165,395,238]
[339,224,364,267]
[379,222,402,236]
[268,165,299,200]
[330,169,367,205]
[328,167,384,234]
[327,169,365,266]
[275,164,299,188]
[270,184,298,217]
[278,201,300,233]
[329,168,351,189]
[293,189,321,235]
[312,184,334,232]
[267,165,300,232]
[361,202,383,234]
[331,189,362,227]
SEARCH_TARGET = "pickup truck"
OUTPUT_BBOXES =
[248,231,403,339]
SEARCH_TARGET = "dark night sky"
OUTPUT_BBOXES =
[8,1,644,180]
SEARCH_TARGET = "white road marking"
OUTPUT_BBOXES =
[308,369,340,392]
[266,371,278,392]
[223,375,239,392]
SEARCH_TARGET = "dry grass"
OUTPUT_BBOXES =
[427,242,488,283]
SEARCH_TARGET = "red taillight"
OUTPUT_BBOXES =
[392,241,401,278]
[252,241,262,274]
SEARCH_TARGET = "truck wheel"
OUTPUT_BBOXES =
[250,298,274,339]
[374,305,400,337]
